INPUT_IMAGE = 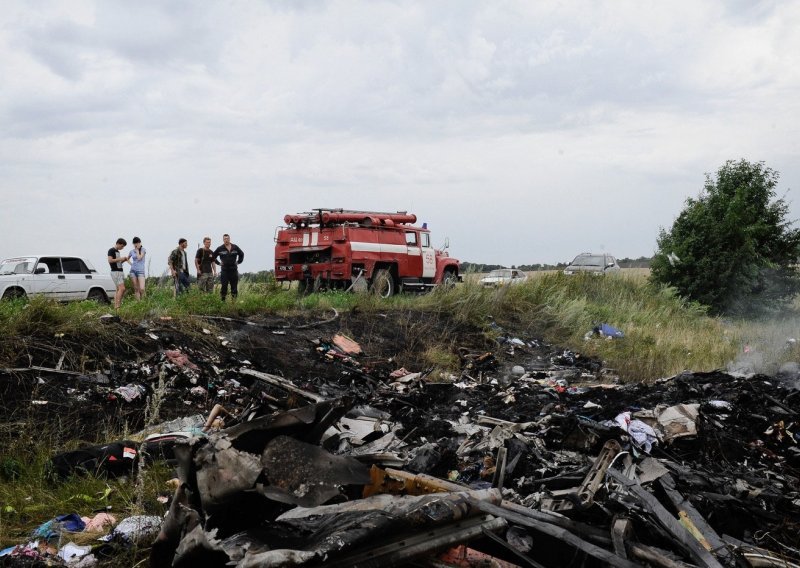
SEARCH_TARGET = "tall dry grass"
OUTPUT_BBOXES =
[0,270,764,383]
[423,271,738,381]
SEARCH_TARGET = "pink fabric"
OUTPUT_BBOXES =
[165,350,199,370]
[82,513,117,532]
[332,334,362,355]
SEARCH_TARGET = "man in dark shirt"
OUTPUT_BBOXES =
[213,233,244,301]
[195,237,216,293]
[107,238,129,309]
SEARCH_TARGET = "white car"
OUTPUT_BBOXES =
[0,255,116,302]
[480,268,528,287]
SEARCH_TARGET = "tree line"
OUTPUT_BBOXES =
[462,257,652,273]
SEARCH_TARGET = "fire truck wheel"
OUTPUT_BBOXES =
[441,270,457,289]
[371,269,395,298]
[297,279,309,295]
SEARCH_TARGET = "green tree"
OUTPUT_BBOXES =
[651,160,800,315]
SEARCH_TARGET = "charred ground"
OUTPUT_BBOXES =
[1,307,798,566]
[0,309,514,446]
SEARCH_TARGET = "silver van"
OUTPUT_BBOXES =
[563,253,621,275]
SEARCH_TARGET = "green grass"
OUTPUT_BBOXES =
[9,271,796,383]
[0,273,755,382]
[0,426,173,548]
[417,272,740,381]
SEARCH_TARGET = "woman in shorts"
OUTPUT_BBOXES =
[128,237,147,299]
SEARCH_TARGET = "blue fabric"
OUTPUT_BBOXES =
[32,519,57,539]
[175,271,191,295]
[56,513,86,532]
[32,513,85,540]
[599,323,624,338]
[128,247,146,274]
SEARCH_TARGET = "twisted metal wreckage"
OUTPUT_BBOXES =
[2,312,799,567]
[142,366,799,568]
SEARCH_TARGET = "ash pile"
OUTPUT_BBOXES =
[145,360,800,568]
[3,315,800,567]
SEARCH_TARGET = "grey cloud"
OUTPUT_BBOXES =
[1,1,727,143]
[19,1,228,78]
[235,5,697,138]
[3,93,125,137]
[1,0,798,270]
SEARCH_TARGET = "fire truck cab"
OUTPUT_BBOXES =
[274,209,460,296]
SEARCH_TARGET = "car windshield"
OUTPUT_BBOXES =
[488,269,513,278]
[0,257,37,275]
[571,255,604,267]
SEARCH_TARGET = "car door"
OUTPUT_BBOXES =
[31,257,67,299]
[420,232,436,278]
[404,230,423,277]
[61,257,94,300]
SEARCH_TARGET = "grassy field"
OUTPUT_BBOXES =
[1,268,796,382]
[429,270,740,380]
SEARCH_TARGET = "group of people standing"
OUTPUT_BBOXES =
[107,234,245,309]
[168,234,245,300]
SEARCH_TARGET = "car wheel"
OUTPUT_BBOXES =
[87,289,109,304]
[370,269,394,298]
[2,288,27,300]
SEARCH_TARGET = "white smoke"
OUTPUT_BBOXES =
[726,317,800,377]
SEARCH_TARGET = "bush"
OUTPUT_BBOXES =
[651,160,800,316]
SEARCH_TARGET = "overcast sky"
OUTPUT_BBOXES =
[1,1,799,274]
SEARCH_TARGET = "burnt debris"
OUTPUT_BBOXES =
[0,311,798,567]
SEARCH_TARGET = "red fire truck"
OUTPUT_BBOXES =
[274,209,461,296]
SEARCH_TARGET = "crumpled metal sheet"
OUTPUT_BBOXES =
[223,398,351,453]
[173,525,228,567]
[237,548,317,568]
[656,403,700,443]
[258,489,502,565]
[278,488,500,522]
[194,436,263,507]
[258,435,370,507]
